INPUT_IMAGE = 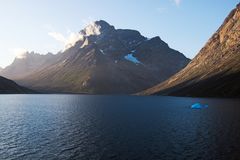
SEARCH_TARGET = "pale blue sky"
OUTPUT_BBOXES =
[0,0,238,67]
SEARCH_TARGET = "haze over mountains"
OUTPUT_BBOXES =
[1,52,56,79]
[0,20,189,94]
[142,3,240,97]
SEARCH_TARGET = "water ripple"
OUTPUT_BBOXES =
[0,95,240,159]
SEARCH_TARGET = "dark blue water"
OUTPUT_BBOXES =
[0,95,240,160]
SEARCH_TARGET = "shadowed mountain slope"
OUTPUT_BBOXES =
[0,76,33,94]
[141,3,240,98]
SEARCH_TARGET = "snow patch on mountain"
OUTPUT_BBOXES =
[124,51,141,64]
[100,49,106,55]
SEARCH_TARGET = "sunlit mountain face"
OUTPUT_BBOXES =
[1,20,189,94]
[141,3,240,98]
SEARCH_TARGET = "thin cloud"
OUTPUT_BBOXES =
[48,32,66,43]
[9,48,28,59]
[42,24,55,31]
[174,0,181,6]
[81,16,95,26]
[48,31,84,51]
[64,32,84,50]
[44,23,84,51]
[157,7,167,13]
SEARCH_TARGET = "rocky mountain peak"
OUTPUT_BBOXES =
[1,51,56,80]
[15,51,28,59]
[237,3,240,8]
[93,20,112,29]
[2,19,190,94]
[15,51,53,60]
[80,20,115,37]
[148,36,168,46]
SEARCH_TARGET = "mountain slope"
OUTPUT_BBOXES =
[141,3,240,97]
[0,52,56,79]
[15,20,189,94]
[0,76,32,94]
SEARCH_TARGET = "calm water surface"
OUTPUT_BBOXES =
[0,95,240,160]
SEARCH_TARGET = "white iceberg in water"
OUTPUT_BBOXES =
[191,103,208,109]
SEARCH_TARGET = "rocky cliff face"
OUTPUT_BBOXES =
[142,3,240,97]
[14,20,189,94]
[0,76,32,94]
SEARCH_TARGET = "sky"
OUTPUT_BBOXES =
[0,0,239,68]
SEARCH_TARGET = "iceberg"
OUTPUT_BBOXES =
[191,103,208,109]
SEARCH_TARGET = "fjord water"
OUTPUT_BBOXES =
[0,95,240,160]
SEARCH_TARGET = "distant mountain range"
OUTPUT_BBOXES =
[141,3,240,97]
[0,76,32,94]
[0,20,189,94]
[1,52,56,79]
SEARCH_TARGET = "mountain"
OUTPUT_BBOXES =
[0,76,32,94]
[11,20,189,94]
[0,67,2,72]
[0,52,56,79]
[141,3,240,98]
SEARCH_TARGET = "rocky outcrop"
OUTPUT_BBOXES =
[141,3,240,97]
